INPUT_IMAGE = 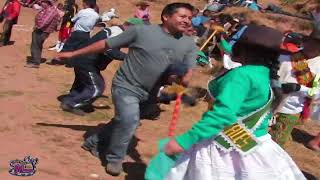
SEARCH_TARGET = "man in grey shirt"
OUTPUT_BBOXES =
[57,2,197,176]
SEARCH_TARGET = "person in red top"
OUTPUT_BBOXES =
[134,1,150,24]
[0,0,21,46]
[48,0,78,52]
[25,0,61,68]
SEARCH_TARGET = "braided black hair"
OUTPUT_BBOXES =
[232,41,280,80]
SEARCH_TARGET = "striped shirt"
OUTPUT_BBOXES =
[35,6,61,33]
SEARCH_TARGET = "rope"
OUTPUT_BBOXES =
[168,94,182,137]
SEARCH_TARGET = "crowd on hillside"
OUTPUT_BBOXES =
[0,0,319,179]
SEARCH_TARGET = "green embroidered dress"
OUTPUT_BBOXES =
[176,65,271,150]
[146,65,306,180]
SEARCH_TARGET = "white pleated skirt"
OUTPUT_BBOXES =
[165,134,306,180]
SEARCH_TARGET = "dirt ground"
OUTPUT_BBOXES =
[0,0,319,180]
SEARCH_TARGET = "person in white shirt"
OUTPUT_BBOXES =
[71,1,99,32]
[59,0,99,54]
[270,53,320,148]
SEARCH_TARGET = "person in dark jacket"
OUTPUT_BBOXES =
[59,18,144,116]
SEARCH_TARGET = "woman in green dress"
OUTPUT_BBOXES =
[146,38,306,180]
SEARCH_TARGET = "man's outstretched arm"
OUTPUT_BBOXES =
[56,40,108,60]
[56,25,138,60]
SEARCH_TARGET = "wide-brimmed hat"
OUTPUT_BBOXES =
[279,31,303,53]
[236,24,284,52]
[136,1,149,6]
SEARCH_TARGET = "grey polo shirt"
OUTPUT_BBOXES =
[106,25,197,97]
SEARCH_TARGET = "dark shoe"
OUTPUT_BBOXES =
[60,103,85,116]
[80,104,95,113]
[57,94,72,102]
[47,59,64,65]
[24,63,39,68]
[48,44,57,49]
[140,103,161,120]
[105,162,123,176]
[181,94,196,106]
[81,143,99,157]
[159,93,177,104]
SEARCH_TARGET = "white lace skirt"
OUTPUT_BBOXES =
[165,134,306,180]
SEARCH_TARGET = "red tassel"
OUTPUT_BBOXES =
[168,94,182,137]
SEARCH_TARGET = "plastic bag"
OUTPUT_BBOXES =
[145,138,180,180]
[196,51,210,66]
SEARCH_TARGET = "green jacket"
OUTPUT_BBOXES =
[175,65,272,150]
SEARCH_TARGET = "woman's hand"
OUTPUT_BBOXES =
[164,139,184,155]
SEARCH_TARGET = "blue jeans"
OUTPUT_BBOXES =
[84,86,148,163]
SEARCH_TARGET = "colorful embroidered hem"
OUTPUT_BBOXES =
[269,113,300,147]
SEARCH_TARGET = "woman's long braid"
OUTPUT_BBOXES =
[268,55,283,112]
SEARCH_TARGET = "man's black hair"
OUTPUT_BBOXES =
[83,0,96,9]
[161,2,194,22]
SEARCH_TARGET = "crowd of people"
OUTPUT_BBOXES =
[0,0,319,179]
